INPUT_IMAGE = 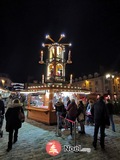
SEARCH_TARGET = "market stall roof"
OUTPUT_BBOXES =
[26,84,91,95]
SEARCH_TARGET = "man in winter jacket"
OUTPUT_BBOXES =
[93,96,110,150]
[106,99,115,132]
[5,99,24,152]
[55,98,65,129]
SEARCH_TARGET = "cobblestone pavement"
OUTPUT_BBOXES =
[0,114,120,160]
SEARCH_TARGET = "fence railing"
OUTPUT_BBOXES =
[56,115,77,146]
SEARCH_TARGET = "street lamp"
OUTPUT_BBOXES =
[1,79,5,87]
[70,74,73,84]
[106,74,114,79]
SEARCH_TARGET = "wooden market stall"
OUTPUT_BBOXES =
[26,85,90,125]
[26,87,56,125]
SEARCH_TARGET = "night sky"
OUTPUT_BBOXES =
[0,0,120,83]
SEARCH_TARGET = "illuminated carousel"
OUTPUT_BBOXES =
[26,34,91,125]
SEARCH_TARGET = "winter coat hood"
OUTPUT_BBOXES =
[7,99,23,108]
[55,101,64,107]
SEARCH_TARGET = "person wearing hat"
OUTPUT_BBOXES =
[5,98,25,152]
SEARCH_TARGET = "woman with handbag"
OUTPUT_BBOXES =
[5,98,25,152]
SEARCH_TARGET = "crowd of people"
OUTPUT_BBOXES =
[54,95,116,150]
[0,93,116,152]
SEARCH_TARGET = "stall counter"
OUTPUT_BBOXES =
[26,106,57,125]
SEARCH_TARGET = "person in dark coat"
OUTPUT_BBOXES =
[92,96,110,150]
[66,99,78,136]
[77,100,86,134]
[64,97,71,129]
[106,99,115,132]
[55,98,65,129]
[5,99,25,152]
[0,94,5,131]
[66,97,71,107]
[0,94,5,116]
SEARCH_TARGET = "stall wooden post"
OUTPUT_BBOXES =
[77,93,80,104]
[48,89,54,111]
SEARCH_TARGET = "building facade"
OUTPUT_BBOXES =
[73,72,120,99]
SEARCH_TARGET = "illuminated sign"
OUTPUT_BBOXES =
[11,83,24,91]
